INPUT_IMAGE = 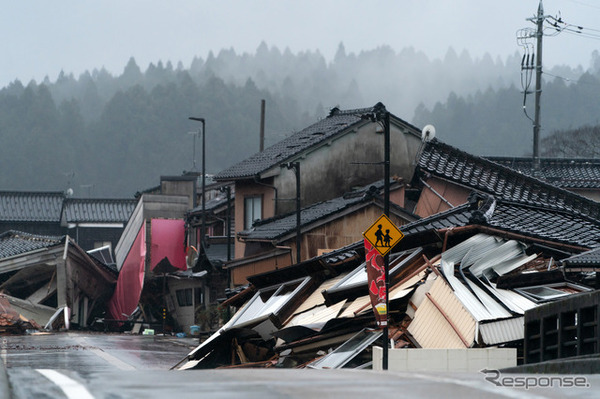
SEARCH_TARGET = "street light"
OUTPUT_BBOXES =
[189,117,206,252]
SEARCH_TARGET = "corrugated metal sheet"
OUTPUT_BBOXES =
[469,240,525,277]
[441,260,495,321]
[465,277,512,319]
[442,234,502,266]
[285,300,346,328]
[407,277,476,348]
[292,272,349,315]
[479,316,524,345]
[484,280,537,314]
[491,253,538,277]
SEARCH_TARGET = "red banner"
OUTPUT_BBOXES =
[365,238,387,327]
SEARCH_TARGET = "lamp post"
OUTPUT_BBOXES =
[189,117,206,251]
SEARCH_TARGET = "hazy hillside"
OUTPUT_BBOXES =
[0,43,597,197]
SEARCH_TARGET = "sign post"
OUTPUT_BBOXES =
[363,213,404,370]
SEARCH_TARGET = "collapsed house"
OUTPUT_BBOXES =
[176,137,600,369]
[176,193,600,369]
[0,231,117,330]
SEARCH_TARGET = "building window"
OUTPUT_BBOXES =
[176,288,193,307]
[244,196,262,229]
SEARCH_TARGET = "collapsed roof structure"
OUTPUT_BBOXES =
[176,137,600,369]
[0,231,117,330]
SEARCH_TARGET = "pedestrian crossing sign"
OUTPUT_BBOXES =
[363,214,404,256]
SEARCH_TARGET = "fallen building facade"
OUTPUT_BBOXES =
[0,230,117,330]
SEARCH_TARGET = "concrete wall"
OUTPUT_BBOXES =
[373,347,517,372]
[275,122,421,216]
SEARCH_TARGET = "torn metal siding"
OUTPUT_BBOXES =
[481,279,537,315]
[479,316,525,345]
[408,277,476,348]
[440,260,495,321]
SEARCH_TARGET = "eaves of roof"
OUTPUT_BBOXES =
[63,198,138,223]
[238,195,370,242]
[561,247,600,267]
[238,180,417,243]
[488,156,600,189]
[401,198,600,250]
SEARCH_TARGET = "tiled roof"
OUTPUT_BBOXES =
[0,230,64,259]
[239,181,416,241]
[215,103,418,180]
[417,140,600,220]
[561,247,600,267]
[63,198,137,223]
[402,195,600,249]
[486,157,600,189]
[0,191,64,222]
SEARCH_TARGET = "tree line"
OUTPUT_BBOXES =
[1,43,598,197]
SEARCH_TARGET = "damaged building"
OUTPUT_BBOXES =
[0,231,117,331]
[175,137,600,370]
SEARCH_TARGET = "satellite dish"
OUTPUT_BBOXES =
[65,188,74,197]
[421,124,436,142]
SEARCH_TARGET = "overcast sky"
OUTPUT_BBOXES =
[2,0,600,88]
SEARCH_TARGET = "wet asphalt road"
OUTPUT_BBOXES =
[1,332,600,398]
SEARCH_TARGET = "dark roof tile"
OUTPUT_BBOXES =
[215,103,419,181]
[418,140,600,220]
[0,191,64,222]
[63,198,137,223]
[0,230,64,259]
[401,198,600,249]
[489,157,600,189]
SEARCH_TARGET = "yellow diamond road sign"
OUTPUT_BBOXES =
[363,214,404,256]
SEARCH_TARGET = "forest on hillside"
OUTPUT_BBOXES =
[1,42,599,197]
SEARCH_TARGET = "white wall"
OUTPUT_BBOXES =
[373,347,517,372]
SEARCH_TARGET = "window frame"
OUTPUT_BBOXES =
[244,195,263,230]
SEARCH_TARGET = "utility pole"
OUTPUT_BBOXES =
[532,0,544,170]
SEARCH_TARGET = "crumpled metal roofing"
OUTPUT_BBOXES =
[0,230,64,259]
[488,157,600,189]
[418,140,600,220]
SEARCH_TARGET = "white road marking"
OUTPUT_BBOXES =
[1,338,6,365]
[36,369,95,399]
[75,336,136,370]
[88,348,136,370]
